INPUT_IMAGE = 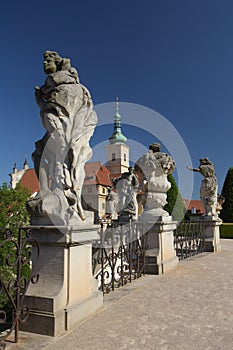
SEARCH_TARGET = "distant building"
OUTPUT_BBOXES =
[82,161,112,220]
[9,160,39,195]
[184,199,205,219]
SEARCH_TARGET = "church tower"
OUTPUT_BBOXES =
[105,98,129,175]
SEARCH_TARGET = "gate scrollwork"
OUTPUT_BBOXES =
[0,228,39,348]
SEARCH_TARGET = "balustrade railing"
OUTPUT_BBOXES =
[92,221,147,294]
[0,228,39,349]
[174,221,205,260]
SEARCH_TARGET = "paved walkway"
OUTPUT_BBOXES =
[7,239,233,350]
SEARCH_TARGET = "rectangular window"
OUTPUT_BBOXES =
[191,207,196,214]
[112,153,116,161]
[102,187,105,194]
[102,202,105,210]
[124,153,127,162]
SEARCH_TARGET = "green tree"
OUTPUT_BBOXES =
[0,182,30,228]
[220,167,233,223]
[164,174,187,222]
[0,183,31,313]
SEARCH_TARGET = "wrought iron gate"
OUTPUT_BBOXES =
[0,228,39,349]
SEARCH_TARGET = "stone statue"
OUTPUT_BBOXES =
[113,167,139,220]
[187,158,218,218]
[136,143,175,220]
[28,51,98,226]
[106,188,119,220]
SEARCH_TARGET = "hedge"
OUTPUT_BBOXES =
[220,223,233,239]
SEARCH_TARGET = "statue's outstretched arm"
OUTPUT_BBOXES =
[187,166,200,172]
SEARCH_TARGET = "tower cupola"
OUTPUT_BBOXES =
[108,97,127,144]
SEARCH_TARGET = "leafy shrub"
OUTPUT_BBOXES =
[164,174,187,222]
[220,223,233,239]
[220,167,233,223]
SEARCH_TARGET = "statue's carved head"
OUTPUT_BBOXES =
[199,157,212,165]
[149,143,161,153]
[43,50,71,74]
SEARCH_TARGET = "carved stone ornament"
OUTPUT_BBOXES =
[136,143,175,220]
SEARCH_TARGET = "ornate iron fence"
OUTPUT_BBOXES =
[0,228,39,349]
[93,221,147,294]
[174,221,205,260]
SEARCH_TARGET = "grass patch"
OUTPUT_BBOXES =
[220,223,233,239]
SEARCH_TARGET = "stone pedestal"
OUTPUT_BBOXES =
[21,225,103,336]
[143,217,179,274]
[203,219,222,252]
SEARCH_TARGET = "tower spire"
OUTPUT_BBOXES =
[109,97,127,144]
[116,96,119,114]
[105,97,129,174]
[23,158,29,169]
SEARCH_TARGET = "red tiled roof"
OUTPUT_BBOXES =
[20,169,40,194]
[84,162,112,187]
[184,199,205,214]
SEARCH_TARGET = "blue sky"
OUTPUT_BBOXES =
[1,0,233,199]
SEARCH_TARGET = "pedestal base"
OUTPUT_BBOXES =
[203,219,222,252]
[144,220,178,274]
[20,225,103,336]
[21,291,103,336]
